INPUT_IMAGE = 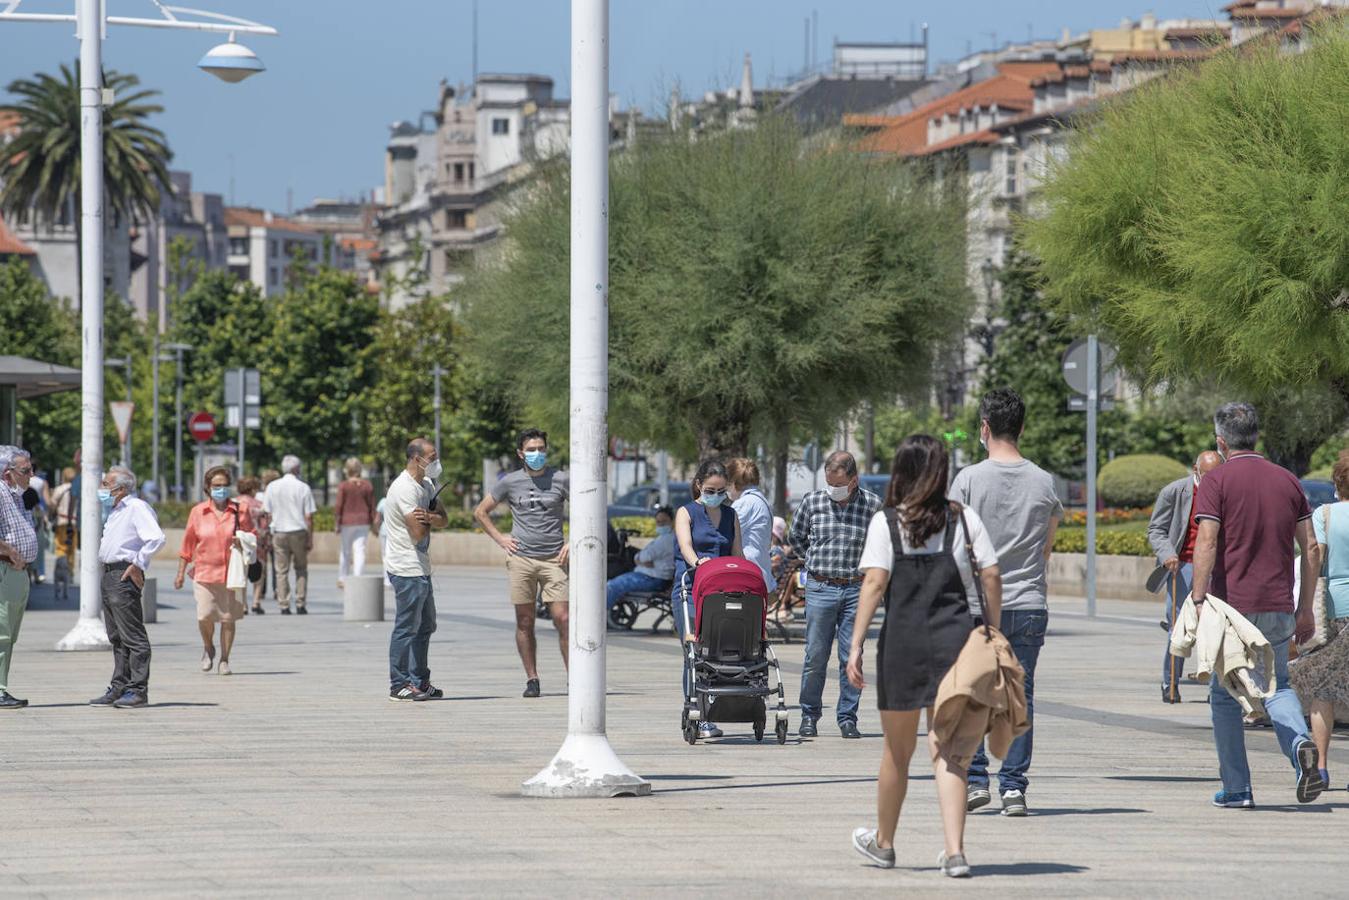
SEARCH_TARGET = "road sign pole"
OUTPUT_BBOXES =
[1086,334,1099,619]
[237,367,245,474]
[174,346,184,500]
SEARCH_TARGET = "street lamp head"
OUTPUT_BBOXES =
[198,37,265,83]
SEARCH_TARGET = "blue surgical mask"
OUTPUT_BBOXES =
[656,525,672,536]
[211,486,230,502]
[97,488,115,512]
[700,490,726,508]
[523,450,547,471]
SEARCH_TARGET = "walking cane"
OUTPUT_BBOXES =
[1167,568,1181,703]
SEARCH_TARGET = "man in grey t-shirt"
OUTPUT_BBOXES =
[474,429,570,698]
[949,388,1063,818]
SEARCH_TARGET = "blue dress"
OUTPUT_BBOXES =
[672,500,736,635]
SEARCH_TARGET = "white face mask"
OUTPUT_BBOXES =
[826,482,852,503]
[423,459,443,481]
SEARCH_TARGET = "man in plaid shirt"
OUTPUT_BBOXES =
[790,450,881,739]
[0,445,39,710]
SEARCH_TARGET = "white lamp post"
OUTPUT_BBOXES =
[521,0,648,799]
[0,1,277,650]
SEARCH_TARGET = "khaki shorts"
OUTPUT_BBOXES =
[507,555,568,606]
[195,581,246,623]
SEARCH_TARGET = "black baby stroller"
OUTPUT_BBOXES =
[680,558,788,745]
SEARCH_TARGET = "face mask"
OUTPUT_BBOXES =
[655,525,672,536]
[826,483,852,503]
[700,490,726,508]
[523,450,547,471]
[423,459,443,481]
[97,489,115,512]
[210,486,230,502]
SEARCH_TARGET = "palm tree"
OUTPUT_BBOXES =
[0,62,172,282]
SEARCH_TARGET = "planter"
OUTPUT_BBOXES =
[1049,552,1160,604]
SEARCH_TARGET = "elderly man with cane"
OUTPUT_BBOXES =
[1147,450,1223,704]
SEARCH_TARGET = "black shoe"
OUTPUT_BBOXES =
[523,679,541,698]
[251,605,265,615]
[389,683,429,702]
[89,687,120,706]
[112,690,148,709]
[281,607,293,615]
[419,682,444,699]
[0,691,28,709]
[297,606,308,616]
[1161,686,1181,704]
[799,716,818,738]
[840,721,862,739]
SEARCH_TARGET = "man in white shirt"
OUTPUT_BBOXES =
[264,455,316,615]
[383,438,447,701]
[92,466,165,709]
[606,506,676,621]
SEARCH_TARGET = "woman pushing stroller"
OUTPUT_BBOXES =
[847,435,1003,878]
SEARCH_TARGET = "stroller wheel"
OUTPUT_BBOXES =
[754,722,765,742]
[683,723,698,745]
[775,719,788,745]
[610,599,638,630]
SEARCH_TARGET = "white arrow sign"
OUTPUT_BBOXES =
[110,401,135,445]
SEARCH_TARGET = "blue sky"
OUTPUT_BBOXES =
[0,0,1222,212]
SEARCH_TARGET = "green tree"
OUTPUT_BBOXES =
[1024,26,1349,472]
[261,265,378,476]
[465,116,970,460]
[0,64,172,283]
[0,258,80,468]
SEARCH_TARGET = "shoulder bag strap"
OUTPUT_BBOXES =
[956,503,993,641]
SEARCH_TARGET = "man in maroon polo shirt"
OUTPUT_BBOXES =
[1190,401,1324,808]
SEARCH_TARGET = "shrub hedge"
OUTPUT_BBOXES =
[1096,454,1188,508]
[1053,528,1153,557]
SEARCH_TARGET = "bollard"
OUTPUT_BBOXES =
[141,577,157,624]
[344,575,384,622]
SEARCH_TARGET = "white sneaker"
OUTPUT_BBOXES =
[938,851,971,878]
[851,828,895,868]
[218,659,232,676]
[200,650,214,672]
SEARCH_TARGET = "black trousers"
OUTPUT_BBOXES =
[102,570,151,695]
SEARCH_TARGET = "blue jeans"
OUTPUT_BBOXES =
[606,571,667,610]
[1211,611,1310,795]
[1163,563,1194,692]
[798,579,862,726]
[388,574,437,690]
[969,608,1048,794]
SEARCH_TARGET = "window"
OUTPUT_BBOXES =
[1004,147,1019,196]
[453,162,465,182]
[492,117,510,135]
[468,162,476,182]
[268,267,279,287]
[446,209,468,230]
[228,237,249,257]
[270,239,279,258]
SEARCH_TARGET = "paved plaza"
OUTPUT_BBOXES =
[2,565,1346,897]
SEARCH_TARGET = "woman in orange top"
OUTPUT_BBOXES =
[175,466,254,675]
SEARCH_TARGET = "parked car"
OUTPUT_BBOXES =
[608,481,692,519]
[1302,478,1337,511]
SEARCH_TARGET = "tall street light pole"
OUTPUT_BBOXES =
[0,1,278,650]
[162,342,192,501]
[522,0,648,799]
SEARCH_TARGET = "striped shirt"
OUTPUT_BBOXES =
[0,484,38,564]
[789,487,882,580]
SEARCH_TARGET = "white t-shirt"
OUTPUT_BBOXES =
[858,507,999,615]
[382,471,433,578]
[263,473,316,533]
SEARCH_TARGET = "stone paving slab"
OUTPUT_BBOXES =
[1,565,1345,897]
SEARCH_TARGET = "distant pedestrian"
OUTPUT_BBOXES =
[950,387,1062,817]
[729,457,776,594]
[1290,449,1349,794]
[1191,402,1325,807]
[0,446,39,710]
[259,469,281,601]
[673,458,744,739]
[790,450,881,740]
[50,466,77,568]
[606,505,676,621]
[175,467,254,675]
[237,476,269,615]
[474,429,570,699]
[1148,450,1223,703]
[334,457,375,589]
[91,466,164,709]
[383,438,447,702]
[264,455,315,615]
[848,434,1002,876]
[27,464,48,584]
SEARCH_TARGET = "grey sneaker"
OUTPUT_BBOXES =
[967,786,991,812]
[1294,738,1325,804]
[938,851,971,878]
[1000,789,1028,817]
[851,828,895,868]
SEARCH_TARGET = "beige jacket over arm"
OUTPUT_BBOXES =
[1169,593,1276,716]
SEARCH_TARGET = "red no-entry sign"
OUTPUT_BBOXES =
[188,411,216,443]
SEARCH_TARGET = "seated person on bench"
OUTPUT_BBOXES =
[606,505,676,610]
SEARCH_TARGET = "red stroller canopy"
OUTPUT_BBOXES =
[693,558,767,637]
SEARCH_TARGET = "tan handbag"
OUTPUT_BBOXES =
[1297,504,1334,655]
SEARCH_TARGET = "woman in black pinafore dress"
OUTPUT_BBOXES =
[845,435,1003,878]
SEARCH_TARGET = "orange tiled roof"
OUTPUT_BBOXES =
[338,237,376,252]
[224,207,316,233]
[910,129,1001,157]
[0,212,36,257]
